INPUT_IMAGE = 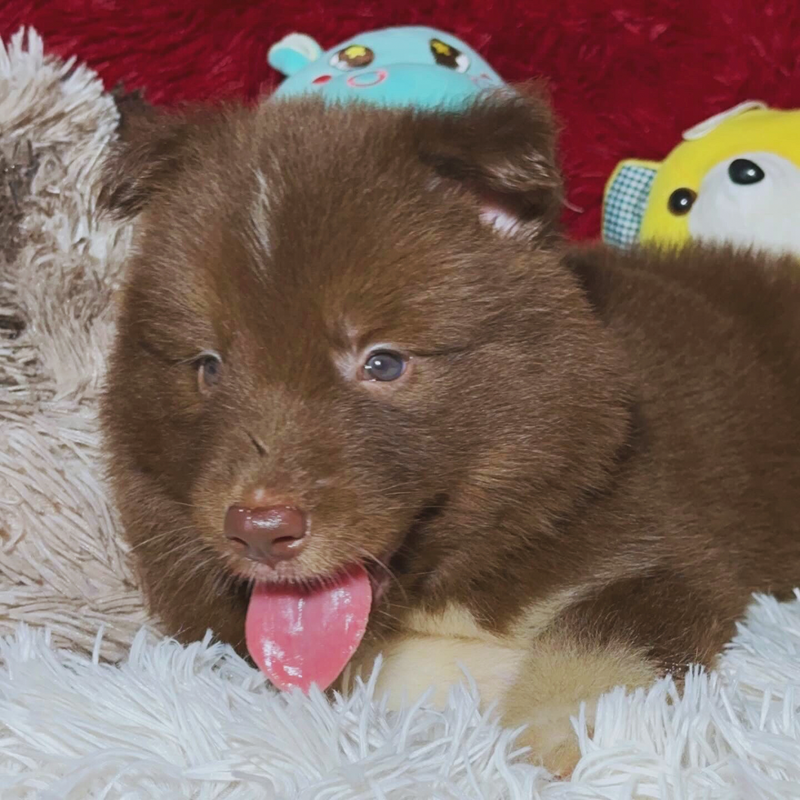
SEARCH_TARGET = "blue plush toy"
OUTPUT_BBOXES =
[268,26,506,110]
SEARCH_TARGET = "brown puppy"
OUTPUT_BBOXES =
[99,86,800,776]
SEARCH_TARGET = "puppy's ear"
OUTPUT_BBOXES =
[415,82,563,239]
[99,107,199,219]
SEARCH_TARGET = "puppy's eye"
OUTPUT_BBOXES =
[362,350,406,382]
[196,354,222,394]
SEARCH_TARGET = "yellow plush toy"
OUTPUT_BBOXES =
[602,101,800,256]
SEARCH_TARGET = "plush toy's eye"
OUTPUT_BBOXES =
[728,158,765,185]
[330,44,374,70]
[430,38,469,72]
[667,187,697,215]
[362,350,406,382]
[196,353,222,394]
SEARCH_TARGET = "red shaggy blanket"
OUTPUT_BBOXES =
[3,0,800,240]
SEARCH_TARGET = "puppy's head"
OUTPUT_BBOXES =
[101,86,628,647]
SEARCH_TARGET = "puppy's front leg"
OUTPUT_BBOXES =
[501,632,656,776]
[501,572,739,777]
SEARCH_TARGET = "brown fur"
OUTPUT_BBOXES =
[99,85,800,776]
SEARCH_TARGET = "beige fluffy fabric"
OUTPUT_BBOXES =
[0,28,147,659]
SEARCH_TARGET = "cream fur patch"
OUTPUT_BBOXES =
[347,592,582,709]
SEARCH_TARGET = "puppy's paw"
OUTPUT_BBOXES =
[514,702,586,779]
[502,632,659,778]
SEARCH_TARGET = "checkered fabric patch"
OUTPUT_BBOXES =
[602,163,657,248]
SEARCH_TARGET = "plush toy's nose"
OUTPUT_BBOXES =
[224,505,308,565]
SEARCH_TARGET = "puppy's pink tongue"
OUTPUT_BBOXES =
[245,565,372,693]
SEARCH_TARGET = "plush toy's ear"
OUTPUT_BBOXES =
[268,33,324,77]
[602,159,660,248]
[413,82,563,240]
[99,108,201,219]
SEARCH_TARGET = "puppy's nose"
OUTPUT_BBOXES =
[224,505,308,565]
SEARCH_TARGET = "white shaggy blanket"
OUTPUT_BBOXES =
[1,27,799,800]
[2,593,800,798]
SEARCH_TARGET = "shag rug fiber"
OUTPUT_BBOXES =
[2,598,800,798]
[1,8,800,799]
[0,30,140,658]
